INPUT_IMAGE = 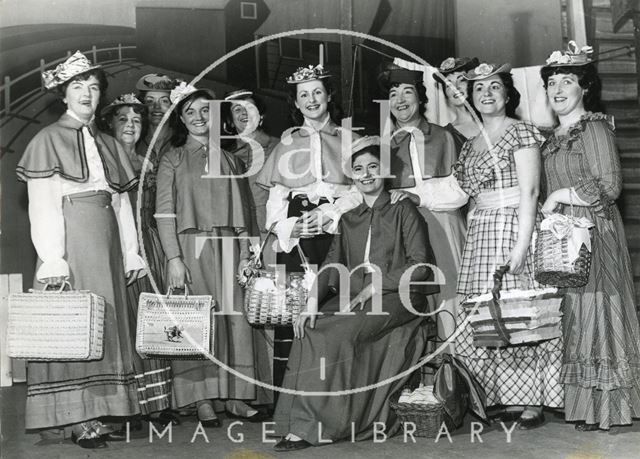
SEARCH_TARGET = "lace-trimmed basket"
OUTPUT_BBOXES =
[136,288,214,359]
[238,226,309,326]
[7,282,105,361]
[389,385,451,438]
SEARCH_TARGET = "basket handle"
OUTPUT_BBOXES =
[255,223,312,273]
[166,285,190,298]
[44,280,72,292]
[487,264,512,345]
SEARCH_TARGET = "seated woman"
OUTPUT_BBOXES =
[273,137,436,451]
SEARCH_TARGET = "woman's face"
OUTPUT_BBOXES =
[64,75,100,122]
[444,71,468,107]
[295,80,330,122]
[389,83,421,125]
[112,106,142,147]
[471,75,507,116]
[180,97,210,137]
[143,91,172,127]
[230,98,261,135]
[546,72,585,117]
[352,152,383,196]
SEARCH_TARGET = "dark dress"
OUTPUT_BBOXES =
[540,113,640,429]
[273,191,435,444]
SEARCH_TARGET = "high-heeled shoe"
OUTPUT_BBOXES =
[197,401,221,428]
[575,422,600,432]
[70,423,108,449]
[516,413,545,430]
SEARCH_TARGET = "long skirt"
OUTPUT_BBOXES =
[170,228,256,407]
[560,206,640,429]
[455,206,563,407]
[26,191,139,429]
[273,292,429,444]
[417,207,465,347]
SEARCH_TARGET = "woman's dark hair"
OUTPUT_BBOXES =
[540,63,603,113]
[388,81,428,123]
[170,89,215,147]
[56,68,109,115]
[222,93,266,135]
[351,145,381,166]
[286,78,343,126]
[466,72,521,119]
[100,104,148,144]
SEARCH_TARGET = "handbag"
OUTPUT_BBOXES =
[136,286,215,359]
[238,225,311,326]
[534,196,594,287]
[7,281,105,361]
[462,265,564,347]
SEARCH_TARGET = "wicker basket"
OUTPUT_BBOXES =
[136,288,214,359]
[238,227,309,326]
[535,229,591,288]
[389,387,451,437]
[463,265,563,348]
[7,282,105,361]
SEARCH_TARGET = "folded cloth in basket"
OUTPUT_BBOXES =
[398,384,440,405]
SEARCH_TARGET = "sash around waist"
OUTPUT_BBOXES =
[475,186,520,210]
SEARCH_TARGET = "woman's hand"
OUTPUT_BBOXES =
[126,268,145,286]
[167,257,191,289]
[41,276,67,288]
[294,296,318,339]
[291,212,321,238]
[237,258,251,279]
[390,190,420,206]
[541,192,559,216]
[507,244,529,275]
[349,283,375,311]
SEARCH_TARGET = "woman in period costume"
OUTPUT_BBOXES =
[433,57,481,151]
[453,62,563,429]
[539,43,640,431]
[136,73,175,165]
[15,52,145,448]
[255,65,361,396]
[223,89,280,406]
[155,84,267,426]
[102,94,176,426]
[379,65,466,349]
[273,137,435,451]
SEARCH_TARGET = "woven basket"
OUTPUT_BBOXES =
[535,229,591,288]
[463,265,563,348]
[389,388,451,437]
[7,282,105,361]
[238,226,309,326]
[136,288,214,359]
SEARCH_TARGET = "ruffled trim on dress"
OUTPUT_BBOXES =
[561,358,640,392]
[541,112,616,219]
[454,121,544,197]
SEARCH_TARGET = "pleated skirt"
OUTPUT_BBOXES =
[26,191,140,429]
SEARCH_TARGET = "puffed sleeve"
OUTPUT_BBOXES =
[27,176,70,281]
[111,191,145,273]
[572,119,622,205]
[155,151,182,260]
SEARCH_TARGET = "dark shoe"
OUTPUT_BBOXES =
[149,410,181,426]
[71,431,108,449]
[517,413,545,430]
[227,410,272,423]
[575,422,600,432]
[200,418,222,428]
[274,437,312,452]
[490,410,523,423]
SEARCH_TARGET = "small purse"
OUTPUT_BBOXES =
[136,286,215,359]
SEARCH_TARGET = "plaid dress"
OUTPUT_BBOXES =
[453,121,563,408]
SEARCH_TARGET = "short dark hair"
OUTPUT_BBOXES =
[388,81,428,122]
[170,89,215,147]
[351,145,381,167]
[467,72,521,119]
[56,68,109,116]
[222,92,266,135]
[102,104,148,143]
[540,63,603,113]
[286,78,343,126]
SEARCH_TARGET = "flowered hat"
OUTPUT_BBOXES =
[42,51,101,90]
[135,73,176,92]
[100,93,147,117]
[377,63,424,91]
[464,62,512,80]
[224,89,254,100]
[169,80,199,103]
[286,64,331,84]
[433,56,480,84]
[543,40,593,68]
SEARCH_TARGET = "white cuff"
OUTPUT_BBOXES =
[275,217,300,253]
[317,203,340,234]
[36,258,70,282]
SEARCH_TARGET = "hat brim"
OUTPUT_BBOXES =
[100,102,147,118]
[433,57,480,84]
[464,63,512,80]
[285,74,331,84]
[135,74,175,92]
[46,64,102,90]
[541,60,593,70]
